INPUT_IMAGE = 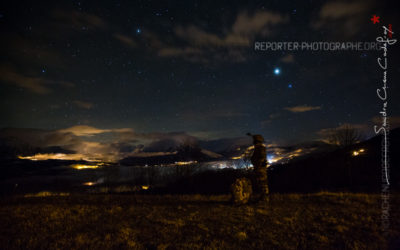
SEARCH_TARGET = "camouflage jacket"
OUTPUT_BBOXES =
[251,143,267,169]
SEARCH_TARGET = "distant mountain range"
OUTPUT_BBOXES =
[0,127,337,165]
[1,127,399,194]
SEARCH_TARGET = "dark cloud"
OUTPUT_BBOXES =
[284,105,322,113]
[0,127,80,148]
[156,10,288,64]
[232,11,288,36]
[72,100,94,109]
[312,0,374,37]
[51,10,109,31]
[113,33,137,48]
[0,65,74,94]
[0,67,51,94]
[280,54,295,63]
[2,34,67,69]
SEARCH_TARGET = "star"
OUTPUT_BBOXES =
[371,15,380,24]
[136,28,142,34]
[288,84,293,88]
[274,68,281,75]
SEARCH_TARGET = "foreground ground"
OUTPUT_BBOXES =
[0,192,399,249]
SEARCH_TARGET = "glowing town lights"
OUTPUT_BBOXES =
[230,145,255,160]
[267,155,282,164]
[18,153,68,161]
[24,191,69,197]
[83,182,95,186]
[18,155,38,161]
[175,161,197,166]
[17,153,101,162]
[213,162,229,169]
[71,164,100,170]
[352,149,365,156]
[142,186,149,190]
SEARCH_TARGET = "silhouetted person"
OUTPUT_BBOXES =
[247,133,269,201]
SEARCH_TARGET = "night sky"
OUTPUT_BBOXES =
[1,0,399,147]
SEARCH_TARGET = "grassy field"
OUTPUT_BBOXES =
[0,192,399,249]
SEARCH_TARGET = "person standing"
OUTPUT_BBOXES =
[248,133,269,201]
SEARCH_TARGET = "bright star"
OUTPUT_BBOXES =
[136,28,141,34]
[274,68,280,75]
[288,84,292,88]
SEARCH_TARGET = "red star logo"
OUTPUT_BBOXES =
[371,15,380,24]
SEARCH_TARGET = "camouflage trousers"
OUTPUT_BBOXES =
[253,166,269,196]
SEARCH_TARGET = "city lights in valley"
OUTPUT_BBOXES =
[352,148,366,156]
[71,164,101,170]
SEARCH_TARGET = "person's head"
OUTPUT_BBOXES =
[252,134,265,144]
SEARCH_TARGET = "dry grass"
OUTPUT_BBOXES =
[0,193,399,249]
